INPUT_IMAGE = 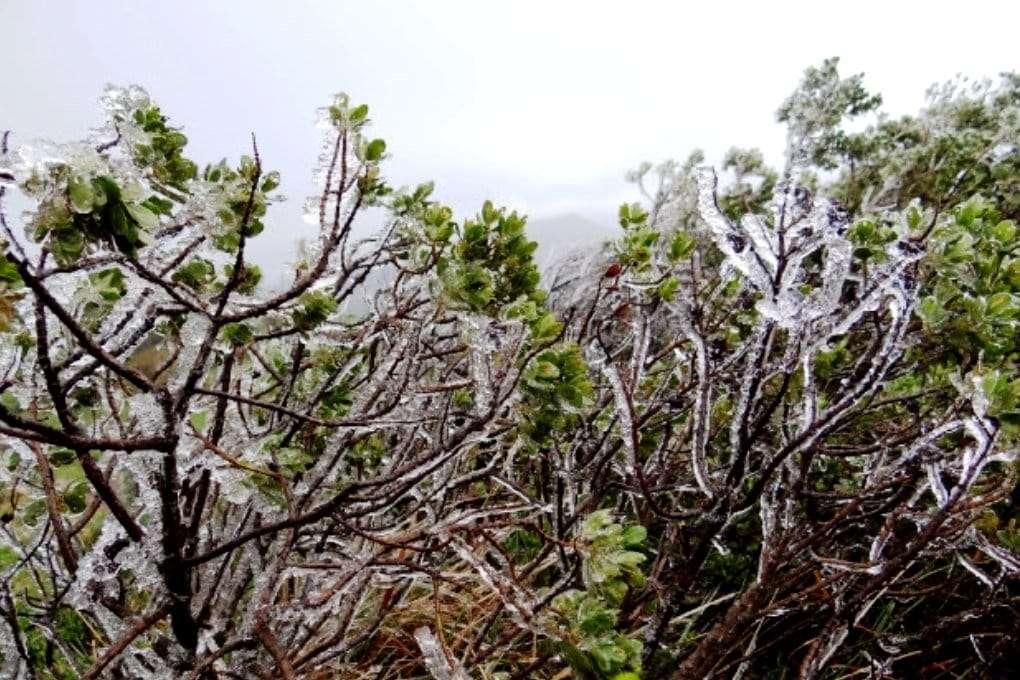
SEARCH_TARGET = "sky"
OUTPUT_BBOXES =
[3,0,1018,275]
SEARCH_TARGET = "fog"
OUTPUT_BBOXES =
[4,0,1017,284]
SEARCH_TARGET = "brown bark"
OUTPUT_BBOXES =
[672,580,771,680]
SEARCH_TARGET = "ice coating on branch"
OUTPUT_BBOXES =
[0,334,22,381]
[0,624,27,678]
[603,363,637,464]
[676,307,715,498]
[67,526,127,605]
[974,531,1020,575]
[304,113,341,227]
[16,142,99,188]
[757,475,781,583]
[695,168,773,293]
[450,536,540,633]
[303,92,366,232]
[167,313,212,391]
[694,167,859,329]
[957,552,995,588]
[414,627,470,680]
[6,103,148,202]
[126,391,165,434]
[100,85,151,127]
[808,624,849,678]
[3,74,1017,679]
[927,461,950,508]
[463,314,495,414]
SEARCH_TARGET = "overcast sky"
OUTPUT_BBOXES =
[3,0,1018,273]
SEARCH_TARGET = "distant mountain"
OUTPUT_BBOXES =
[525,213,616,271]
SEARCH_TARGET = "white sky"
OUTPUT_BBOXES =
[3,0,1018,274]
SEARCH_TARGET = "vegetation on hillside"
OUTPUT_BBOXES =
[0,59,1017,678]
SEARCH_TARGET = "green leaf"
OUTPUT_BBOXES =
[279,446,314,473]
[613,550,646,569]
[125,202,159,231]
[365,138,387,162]
[23,499,47,526]
[0,256,22,288]
[221,322,254,346]
[292,291,338,331]
[992,220,1016,243]
[590,641,627,674]
[142,195,174,215]
[349,104,369,124]
[189,409,209,434]
[93,175,122,203]
[558,642,598,677]
[600,579,629,607]
[578,597,617,636]
[986,292,1016,319]
[505,530,542,561]
[481,200,499,225]
[621,525,646,548]
[0,392,22,414]
[533,361,560,380]
[68,176,95,214]
[260,171,281,193]
[656,276,680,302]
[172,258,216,291]
[48,448,77,467]
[918,296,947,327]
[668,230,696,261]
[530,312,562,342]
[89,267,127,302]
[63,482,89,514]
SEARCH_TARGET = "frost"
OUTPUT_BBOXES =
[167,313,212,391]
[926,461,950,508]
[463,314,495,415]
[675,307,715,497]
[414,627,470,680]
[695,169,774,295]
[2,72,1016,680]
[98,84,155,149]
[450,536,540,633]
